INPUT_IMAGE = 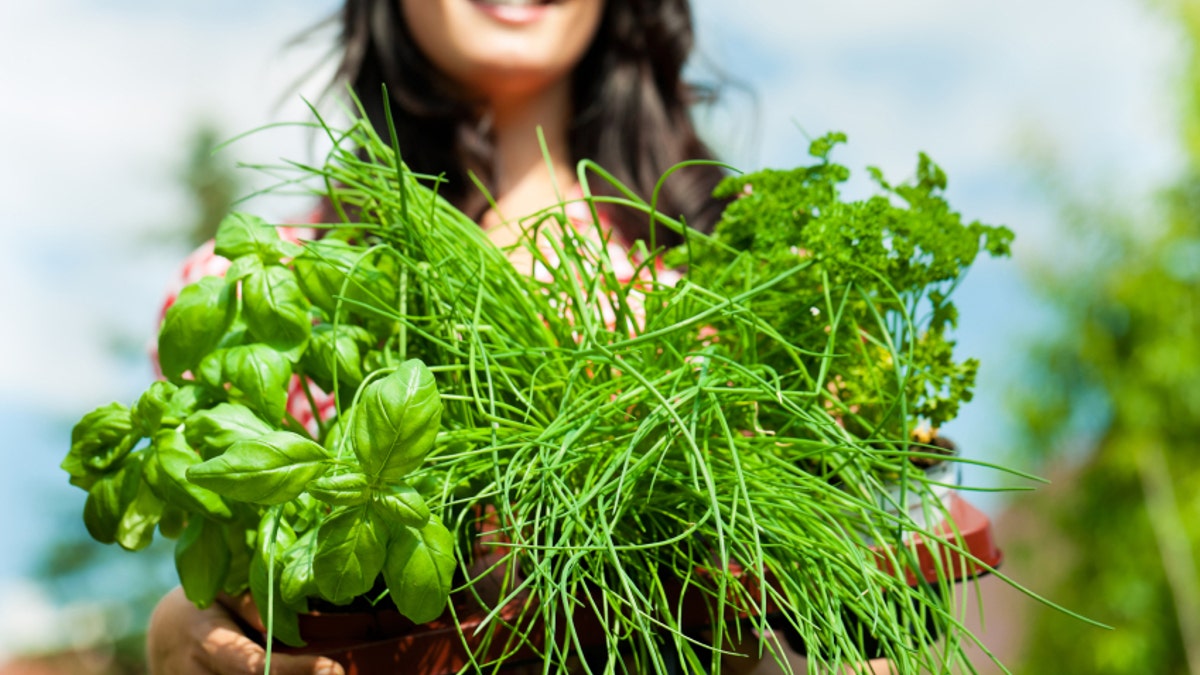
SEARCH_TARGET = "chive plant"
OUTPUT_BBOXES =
[63,107,1032,674]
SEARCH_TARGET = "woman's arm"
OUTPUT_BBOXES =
[146,587,343,675]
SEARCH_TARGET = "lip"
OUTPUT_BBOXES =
[469,0,553,26]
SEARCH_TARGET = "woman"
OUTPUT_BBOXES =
[328,0,727,252]
[147,0,731,673]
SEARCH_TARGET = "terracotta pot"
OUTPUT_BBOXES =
[228,495,1000,674]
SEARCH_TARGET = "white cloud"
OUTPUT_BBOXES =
[0,0,336,412]
[692,0,1183,210]
[0,0,336,234]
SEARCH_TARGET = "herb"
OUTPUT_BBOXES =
[674,132,1014,441]
[62,111,1038,673]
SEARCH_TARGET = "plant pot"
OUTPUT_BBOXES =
[880,458,960,531]
[228,491,1000,674]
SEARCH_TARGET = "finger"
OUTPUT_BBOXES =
[199,606,344,675]
[217,591,266,633]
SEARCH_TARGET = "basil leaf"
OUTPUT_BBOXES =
[280,529,319,613]
[131,381,178,438]
[225,254,264,283]
[198,345,292,423]
[145,430,232,521]
[313,505,387,605]
[187,431,331,505]
[288,492,323,533]
[249,551,304,647]
[249,509,303,647]
[183,403,275,461]
[243,266,312,359]
[308,472,371,507]
[300,324,371,398]
[67,402,135,477]
[216,318,251,352]
[293,240,395,319]
[383,517,455,624]
[222,522,253,596]
[371,483,430,528]
[158,276,237,382]
[352,360,442,483]
[322,414,348,455]
[83,453,142,545]
[163,385,210,426]
[214,213,301,263]
[158,504,186,539]
[292,239,361,317]
[116,474,165,551]
[175,517,231,609]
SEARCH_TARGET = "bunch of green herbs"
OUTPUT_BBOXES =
[63,110,1025,674]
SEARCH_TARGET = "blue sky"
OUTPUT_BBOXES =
[0,0,1185,658]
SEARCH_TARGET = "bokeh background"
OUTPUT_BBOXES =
[1,0,1195,672]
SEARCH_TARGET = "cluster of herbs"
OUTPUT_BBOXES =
[63,111,1017,673]
[672,132,1013,450]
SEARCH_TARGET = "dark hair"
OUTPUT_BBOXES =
[329,0,727,247]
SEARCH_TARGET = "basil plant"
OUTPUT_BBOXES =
[61,214,455,646]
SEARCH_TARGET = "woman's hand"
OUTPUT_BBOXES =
[146,587,344,675]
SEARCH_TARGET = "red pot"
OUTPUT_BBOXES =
[228,494,1000,674]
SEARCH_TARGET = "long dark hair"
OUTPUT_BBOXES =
[329,0,727,246]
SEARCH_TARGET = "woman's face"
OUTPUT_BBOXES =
[400,0,605,103]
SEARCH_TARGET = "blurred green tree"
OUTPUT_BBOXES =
[180,124,240,247]
[1011,1,1200,672]
[26,124,241,674]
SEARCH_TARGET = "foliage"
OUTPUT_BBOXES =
[675,132,1012,441]
[1008,3,1200,671]
[61,110,1018,673]
[1009,172,1200,674]
[181,124,241,247]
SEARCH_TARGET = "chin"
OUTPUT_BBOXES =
[404,0,603,100]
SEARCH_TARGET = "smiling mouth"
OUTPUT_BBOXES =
[471,0,555,6]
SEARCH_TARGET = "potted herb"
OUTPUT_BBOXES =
[63,114,1016,673]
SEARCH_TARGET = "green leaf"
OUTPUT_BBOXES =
[116,475,165,551]
[158,504,186,539]
[322,414,348,455]
[158,276,237,382]
[242,266,312,359]
[145,430,232,521]
[250,509,304,647]
[187,431,331,505]
[287,492,323,533]
[280,529,319,612]
[225,254,264,283]
[300,324,371,399]
[175,517,231,609]
[131,382,179,438]
[213,213,301,263]
[293,240,395,319]
[67,402,135,479]
[292,241,351,318]
[352,360,443,483]
[313,505,387,605]
[308,472,371,506]
[183,403,275,461]
[222,522,253,596]
[163,385,211,426]
[371,482,430,528]
[383,517,455,624]
[198,345,292,423]
[83,453,143,545]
